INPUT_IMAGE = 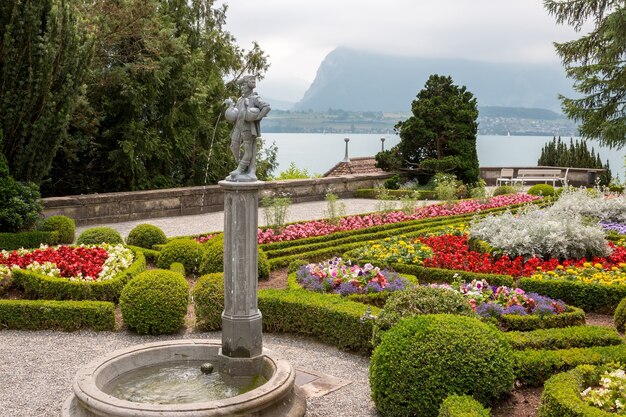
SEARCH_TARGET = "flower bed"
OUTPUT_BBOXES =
[296,257,407,296]
[531,262,626,285]
[426,279,583,331]
[0,244,134,282]
[257,194,540,244]
[354,233,626,278]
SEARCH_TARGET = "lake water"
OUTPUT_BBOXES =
[263,133,626,180]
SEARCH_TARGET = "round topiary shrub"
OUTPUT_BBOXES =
[372,285,476,347]
[370,314,514,417]
[527,184,556,197]
[40,215,76,244]
[120,269,189,335]
[156,238,203,274]
[77,227,123,245]
[492,185,517,196]
[126,223,167,249]
[614,296,626,332]
[193,273,224,331]
[198,234,270,279]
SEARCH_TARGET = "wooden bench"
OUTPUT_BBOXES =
[511,168,568,186]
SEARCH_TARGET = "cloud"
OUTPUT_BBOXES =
[219,0,586,100]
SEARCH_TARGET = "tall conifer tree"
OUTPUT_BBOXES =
[545,0,626,147]
[0,0,93,183]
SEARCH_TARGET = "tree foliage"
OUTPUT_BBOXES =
[545,0,626,147]
[0,0,93,183]
[392,74,479,183]
[538,136,612,184]
[42,0,271,196]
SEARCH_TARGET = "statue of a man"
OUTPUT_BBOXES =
[223,75,271,181]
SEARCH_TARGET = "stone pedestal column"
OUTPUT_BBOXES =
[218,180,264,360]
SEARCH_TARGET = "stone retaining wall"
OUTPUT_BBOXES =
[480,166,605,187]
[43,173,393,225]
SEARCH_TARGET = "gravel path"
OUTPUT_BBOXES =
[4,197,445,416]
[75,198,437,238]
[0,330,375,417]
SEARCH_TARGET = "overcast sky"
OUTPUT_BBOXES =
[218,0,585,102]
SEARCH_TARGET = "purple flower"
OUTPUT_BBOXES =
[503,305,528,316]
[476,302,504,318]
[338,281,360,296]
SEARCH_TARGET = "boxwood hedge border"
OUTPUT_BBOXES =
[12,248,146,302]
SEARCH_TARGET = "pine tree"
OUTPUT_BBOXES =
[0,0,93,183]
[394,74,480,183]
[544,0,626,147]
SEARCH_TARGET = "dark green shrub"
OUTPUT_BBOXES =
[287,259,308,274]
[193,273,224,331]
[513,344,626,387]
[12,249,145,302]
[372,286,476,347]
[492,185,517,196]
[538,364,611,417]
[608,184,624,194]
[614,296,626,332]
[370,315,514,417]
[125,245,160,264]
[0,230,59,250]
[39,215,75,244]
[438,395,491,417]
[0,299,115,331]
[157,238,203,274]
[0,270,13,295]
[384,174,401,190]
[199,234,270,279]
[77,227,123,245]
[126,224,167,249]
[169,262,186,276]
[527,184,556,197]
[498,306,586,332]
[259,288,378,354]
[519,277,626,314]
[0,176,42,233]
[120,269,189,335]
[503,326,622,351]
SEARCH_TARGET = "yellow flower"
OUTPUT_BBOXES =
[594,263,603,269]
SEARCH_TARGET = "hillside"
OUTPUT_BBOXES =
[293,47,574,113]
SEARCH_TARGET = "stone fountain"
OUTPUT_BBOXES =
[61,77,306,416]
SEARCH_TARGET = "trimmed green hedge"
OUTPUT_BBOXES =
[40,215,75,244]
[287,271,418,308]
[126,224,167,249]
[259,288,379,354]
[125,245,160,264]
[343,259,515,288]
[12,249,146,302]
[0,230,59,250]
[615,297,626,332]
[0,299,115,331]
[438,395,491,417]
[503,326,622,351]
[519,277,626,314]
[514,344,626,387]
[169,262,186,276]
[498,306,586,332]
[538,365,612,417]
[193,273,224,331]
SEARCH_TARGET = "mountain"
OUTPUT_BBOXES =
[293,47,574,113]
[263,96,295,111]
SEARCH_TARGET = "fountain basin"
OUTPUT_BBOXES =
[61,339,306,417]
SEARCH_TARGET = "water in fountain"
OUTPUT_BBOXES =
[104,361,266,405]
